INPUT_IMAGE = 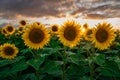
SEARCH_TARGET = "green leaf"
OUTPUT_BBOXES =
[66,64,90,79]
[20,48,32,54]
[81,76,91,80]
[101,60,120,77]
[67,53,80,65]
[42,61,62,76]
[27,57,45,70]
[94,54,105,65]
[0,67,11,78]
[104,50,118,54]
[0,56,25,67]
[22,73,36,80]
[10,59,28,73]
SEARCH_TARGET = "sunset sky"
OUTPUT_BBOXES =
[0,0,120,29]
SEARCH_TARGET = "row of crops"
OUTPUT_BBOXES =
[0,20,120,80]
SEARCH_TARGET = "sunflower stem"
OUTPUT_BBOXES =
[62,47,67,80]
[32,49,40,80]
[32,49,39,59]
[89,48,96,80]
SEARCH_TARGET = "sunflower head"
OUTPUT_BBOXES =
[81,23,89,34]
[58,20,82,48]
[50,24,59,35]
[22,23,50,49]
[5,25,15,35]
[91,22,116,50]
[1,28,9,36]
[33,22,41,26]
[0,43,18,59]
[84,28,93,41]
[83,23,89,29]
[17,26,25,34]
[19,20,27,26]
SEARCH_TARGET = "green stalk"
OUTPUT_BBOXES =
[62,47,67,80]
[32,49,40,80]
[89,48,96,80]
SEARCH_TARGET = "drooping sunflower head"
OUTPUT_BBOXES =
[58,20,82,48]
[91,22,116,50]
[33,22,41,26]
[83,23,89,29]
[83,28,93,41]
[5,25,15,35]
[0,43,18,59]
[18,26,24,31]
[19,20,27,26]
[1,28,9,36]
[22,23,50,49]
[17,26,25,34]
[81,23,89,34]
[50,24,59,35]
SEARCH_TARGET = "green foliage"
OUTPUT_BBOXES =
[0,31,120,80]
[94,54,105,65]
[27,56,45,70]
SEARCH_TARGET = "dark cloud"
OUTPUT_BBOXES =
[0,0,68,18]
[0,0,120,19]
[0,0,62,17]
[85,14,106,19]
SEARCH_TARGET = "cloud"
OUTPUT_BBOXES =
[0,0,119,19]
[0,0,76,18]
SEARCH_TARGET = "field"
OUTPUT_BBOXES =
[0,20,120,80]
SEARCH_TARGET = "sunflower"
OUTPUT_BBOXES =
[0,43,18,59]
[83,23,89,30]
[83,28,93,41]
[19,20,27,26]
[33,22,41,26]
[22,23,50,49]
[81,23,89,34]
[5,25,15,35]
[50,24,59,35]
[17,26,25,33]
[1,28,9,36]
[91,22,116,50]
[58,20,82,48]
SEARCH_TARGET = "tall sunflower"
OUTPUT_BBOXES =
[19,20,27,26]
[22,23,50,49]
[58,20,82,48]
[0,43,18,59]
[5,25,15,35]
[91,22,116,50]
[50,24,59,35]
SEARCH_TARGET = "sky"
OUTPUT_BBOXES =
[0,0,120,29]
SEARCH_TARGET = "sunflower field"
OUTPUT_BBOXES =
[0,20,120,80]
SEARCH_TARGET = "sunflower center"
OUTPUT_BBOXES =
[64,27,76,41]
[36,22,40,25]
[21,21,26,26]
[29,29,44,43]
[18,27,23,31]
[95,29,108,43]
[4,46,14,55]
[52,26,58,32]
[7,26,13,32]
